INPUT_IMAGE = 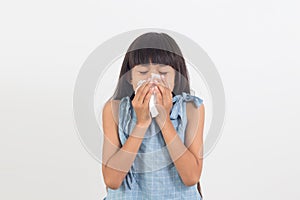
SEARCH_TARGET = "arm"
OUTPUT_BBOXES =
[160,102,205,186]
[101,100,148,189]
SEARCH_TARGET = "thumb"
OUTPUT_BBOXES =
[154,88,162,105]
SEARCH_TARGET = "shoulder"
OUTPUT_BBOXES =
[177,92,203,107]
[103,98,121,125]
[102,99,122,153]
[185,95,204,122]
[103,98,121,113]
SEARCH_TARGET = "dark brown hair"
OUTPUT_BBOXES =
[111,32,191,100]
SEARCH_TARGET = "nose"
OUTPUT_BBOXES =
[151,69,161,77]
[144,71,154,81]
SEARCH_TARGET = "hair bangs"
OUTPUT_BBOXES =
[128,48,179,69]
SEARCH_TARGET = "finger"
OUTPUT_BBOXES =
[143,87,154,105]
[154,86,163,105]
[136,80,150,103]
[134,80,147,102]
[154,82,166,101]
[155,82,172,106]
[160,75,172,100]
[138,81,154,104]
[154,77,166,88]
[154,79,168,92]
[161,75,170,89]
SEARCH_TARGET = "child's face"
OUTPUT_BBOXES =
[130,64,176,91]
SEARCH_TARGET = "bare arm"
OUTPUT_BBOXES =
[101,100,148,189]
[159,102,205,186]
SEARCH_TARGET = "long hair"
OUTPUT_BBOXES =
[111,32,191,100]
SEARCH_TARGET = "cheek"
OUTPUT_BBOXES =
[131,77,145,91]
[132,79,141,91]
[166,75,175,90]
[131,72,139,90]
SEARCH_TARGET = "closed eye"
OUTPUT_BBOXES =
[139,71,148,74]
[159,72,168,75]
[138,71,167,75]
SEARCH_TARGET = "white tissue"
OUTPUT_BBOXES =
[135,73,161,118]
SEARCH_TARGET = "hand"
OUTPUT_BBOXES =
[153,75,173,129]
[132,80,155,128]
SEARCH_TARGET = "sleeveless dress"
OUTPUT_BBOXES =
[103,91,203,200]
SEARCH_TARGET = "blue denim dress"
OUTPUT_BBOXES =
[103,92,203,200]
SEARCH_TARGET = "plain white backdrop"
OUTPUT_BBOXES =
[0,0,299,199]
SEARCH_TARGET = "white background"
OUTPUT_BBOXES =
[1,0,299,199]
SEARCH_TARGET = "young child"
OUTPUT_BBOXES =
[102,32,204,199]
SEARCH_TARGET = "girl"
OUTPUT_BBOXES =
[102,32,205,199]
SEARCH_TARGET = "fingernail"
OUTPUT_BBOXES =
[161,75,165,79]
